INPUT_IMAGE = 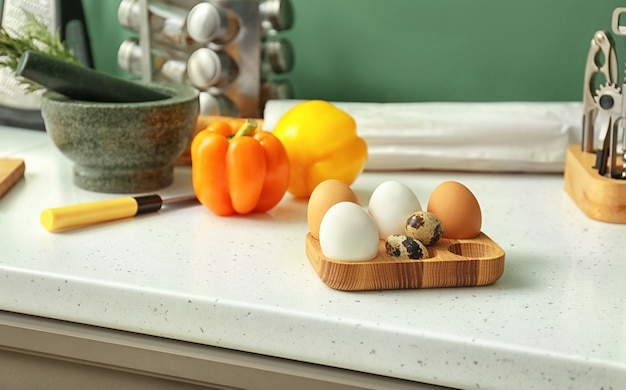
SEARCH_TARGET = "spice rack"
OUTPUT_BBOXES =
[117,0,293,118]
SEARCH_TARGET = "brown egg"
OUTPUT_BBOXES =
[426,181,482,239]
[307,179,361,239]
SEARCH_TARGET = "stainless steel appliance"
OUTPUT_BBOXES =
[118,0,293,118]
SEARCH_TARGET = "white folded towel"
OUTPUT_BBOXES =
[263,100,583,172]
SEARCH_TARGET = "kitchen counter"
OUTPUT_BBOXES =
[1,125,625,389]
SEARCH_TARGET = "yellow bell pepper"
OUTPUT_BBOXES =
[272,100,368,198]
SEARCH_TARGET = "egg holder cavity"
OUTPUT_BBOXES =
[305,233,504,291]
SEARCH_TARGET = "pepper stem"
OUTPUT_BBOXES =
[232,119,258,138]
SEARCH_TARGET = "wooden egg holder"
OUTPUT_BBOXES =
[564,144,626,224]
[305,232,505,291]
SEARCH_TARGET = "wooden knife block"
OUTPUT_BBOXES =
[564,144,626,224]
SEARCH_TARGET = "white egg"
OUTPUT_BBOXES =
[368,180,422,239]
[319,202,379,262]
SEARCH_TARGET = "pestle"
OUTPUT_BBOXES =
[17,50,170,103]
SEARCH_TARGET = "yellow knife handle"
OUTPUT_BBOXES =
[40,197,139,232]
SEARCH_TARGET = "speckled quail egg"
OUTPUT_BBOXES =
[368,180,422,239]
[385,234,429,260]
[405,210,443,245]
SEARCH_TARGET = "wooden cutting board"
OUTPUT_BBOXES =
[0,158,25,199]
[306,232,505,291]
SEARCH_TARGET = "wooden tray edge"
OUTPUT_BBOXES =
[306,232,505,291]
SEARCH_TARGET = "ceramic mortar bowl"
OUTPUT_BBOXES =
[41,83,199,193]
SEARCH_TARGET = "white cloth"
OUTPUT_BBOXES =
[262,100,583,172]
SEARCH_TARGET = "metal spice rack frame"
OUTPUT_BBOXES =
[117,0,293,118]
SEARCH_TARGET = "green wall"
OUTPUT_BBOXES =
[82,0,625,102]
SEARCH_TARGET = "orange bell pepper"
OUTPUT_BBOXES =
[191,119,290,216]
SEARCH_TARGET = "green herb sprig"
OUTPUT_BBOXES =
[0,9,79,92]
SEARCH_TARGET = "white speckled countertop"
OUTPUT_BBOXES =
[1,126,625,389]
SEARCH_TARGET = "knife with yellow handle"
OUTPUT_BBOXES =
[40,194,197,232]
